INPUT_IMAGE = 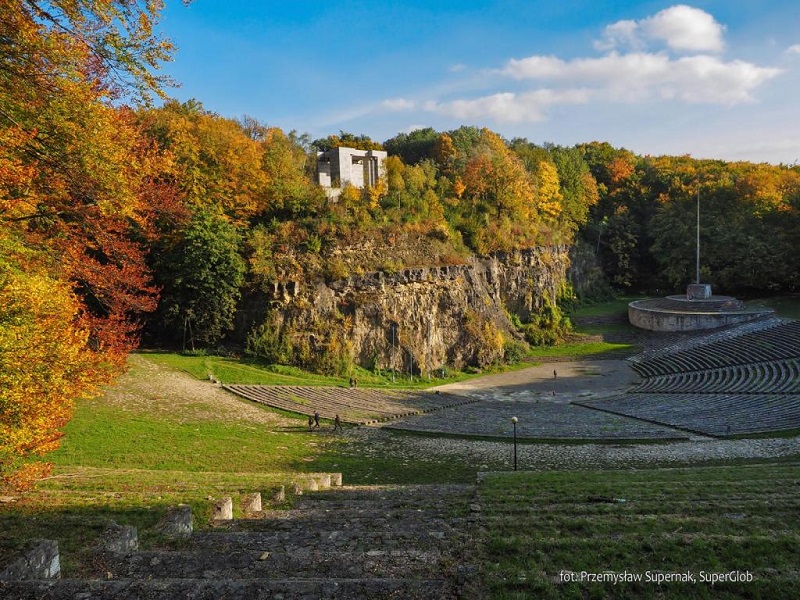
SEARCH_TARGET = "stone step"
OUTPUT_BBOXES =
[188,527,463,552]
[0,576,458,600]
[105,548,450,580]
[305,483,475,499]
[230,508,467,529]
[288,485,473,508]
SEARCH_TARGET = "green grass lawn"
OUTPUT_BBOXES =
[525,339,635,359]
[479,464,800,599]
[143,350,478,389]
[747,295,800,320]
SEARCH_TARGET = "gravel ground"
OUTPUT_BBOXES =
[342,424,800,471]
[364,360,800,470]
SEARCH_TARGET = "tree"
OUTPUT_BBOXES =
[549,145,599,231]
[258,126,323,219]
[312,131,383,152]
[0,231,106,488]
[155,210,246,349]
[532,160,563,220]
[462,129,534,221]
[0,0,180,484]
[384,128,439,164]
[138,100,268,222]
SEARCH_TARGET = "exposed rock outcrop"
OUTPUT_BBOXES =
[235,246,569,372]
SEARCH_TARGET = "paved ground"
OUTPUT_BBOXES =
[346,418,800,472]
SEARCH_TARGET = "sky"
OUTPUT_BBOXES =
[156,1,800,164]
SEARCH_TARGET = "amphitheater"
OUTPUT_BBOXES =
[3,315,799,599]
[224,315,800,441]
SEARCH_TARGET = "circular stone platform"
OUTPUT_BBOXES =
[629,295,774,332]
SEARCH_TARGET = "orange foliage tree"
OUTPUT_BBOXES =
[0,0,179,486]
[0,232,107,487]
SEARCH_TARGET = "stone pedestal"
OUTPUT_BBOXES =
[241,493,262,514]
[686,283,712,300]
[272,485,286,503]
[157,505,193,538]
[212,497,233,521]
[0,540,60,580]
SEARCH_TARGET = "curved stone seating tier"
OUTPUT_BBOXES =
[629,316,786,370]
[630,319,800,377]
[632,359,800,395]
[576,393,800,437]
[224,385,479,425]
[385,399,687,440]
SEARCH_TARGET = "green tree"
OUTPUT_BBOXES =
[549,145,599,232]
[155,210,246,349]
[384,128,439,164]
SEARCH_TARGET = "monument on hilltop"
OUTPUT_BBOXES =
[629,184,774,331]
[316,146,387,199]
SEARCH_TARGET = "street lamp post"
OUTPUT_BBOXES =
[511,416,518,471]
[391,324,396,383]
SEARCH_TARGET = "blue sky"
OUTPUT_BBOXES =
[157,1,800,164]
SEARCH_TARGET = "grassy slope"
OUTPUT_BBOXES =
[479,464,800,599]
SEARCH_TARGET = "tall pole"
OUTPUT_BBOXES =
[391,325,395,383]
[696,184,701,284]
[511,416,518,471]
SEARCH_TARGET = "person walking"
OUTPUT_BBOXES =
[313,411,320,429]
[333,414,342,432]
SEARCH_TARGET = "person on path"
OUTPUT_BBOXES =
[313,411,320,429]
[308,415,314,431]
[333,414,342,432]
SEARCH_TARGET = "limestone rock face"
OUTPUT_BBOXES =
[235,246,569,372]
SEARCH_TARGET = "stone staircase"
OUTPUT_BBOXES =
[0,483,480,599]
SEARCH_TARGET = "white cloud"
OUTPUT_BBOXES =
[449,63,467,73]
[501,52,781,105]
[427,89,590,123]
[382,98,415,111]
[786,44,800,54]
[594,19,640,52]
[375,5,781,129]
[598,5,725,53]
[642,5,725,52]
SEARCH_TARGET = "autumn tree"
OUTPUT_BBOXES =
[258,126,325,219]
[462,129,534,221]
[0,0,179,485]
[138,100,268,223]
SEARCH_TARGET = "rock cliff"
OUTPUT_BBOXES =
[235,246,570,374]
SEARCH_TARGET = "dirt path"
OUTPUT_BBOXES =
[100,354,298,426]
[432,359,639,400]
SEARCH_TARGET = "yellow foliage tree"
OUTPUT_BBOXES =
[535,160,564,219]
[0,235,106,488]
